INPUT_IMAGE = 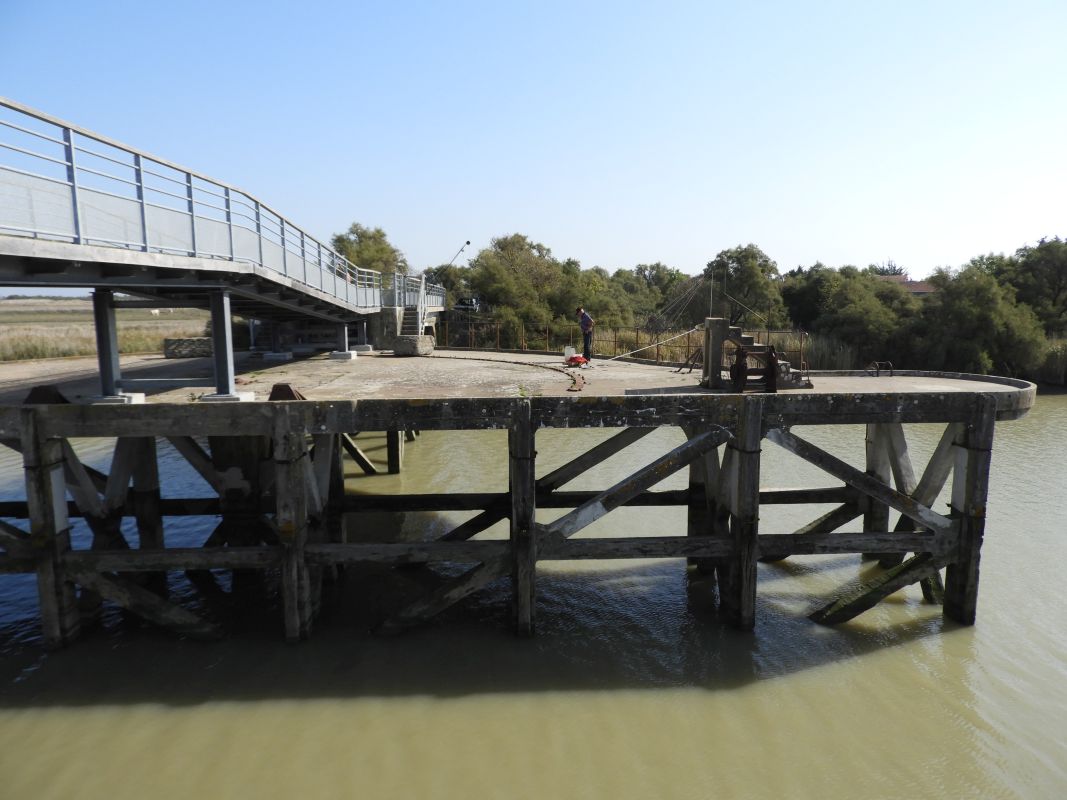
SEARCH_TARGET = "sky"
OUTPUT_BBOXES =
[2,0,1065,280]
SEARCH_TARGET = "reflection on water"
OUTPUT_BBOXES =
[0,399,1065,798]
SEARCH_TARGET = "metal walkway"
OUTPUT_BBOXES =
[0,97,444,398]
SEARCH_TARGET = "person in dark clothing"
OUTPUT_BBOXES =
[730,347,747,393]
[576,306,595,361]
[765,345,779,393]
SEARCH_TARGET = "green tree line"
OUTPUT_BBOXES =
[333,221,1066,381]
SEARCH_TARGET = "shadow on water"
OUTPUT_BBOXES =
[0,555,953,709]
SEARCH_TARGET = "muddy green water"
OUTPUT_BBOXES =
[0,396,1065,799]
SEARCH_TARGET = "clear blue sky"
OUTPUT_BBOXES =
[2,0,1064,278]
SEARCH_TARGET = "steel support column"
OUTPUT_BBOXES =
[210,290,236,395]
[92,289,121,396]
[337,323,349,352]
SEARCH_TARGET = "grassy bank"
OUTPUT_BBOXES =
[0,298,208,361]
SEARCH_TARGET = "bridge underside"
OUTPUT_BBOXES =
[0,237,379,324]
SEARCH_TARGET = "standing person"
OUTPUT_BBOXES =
[731,346,748,393]
[576,306,595,361]
[765,345,779,393]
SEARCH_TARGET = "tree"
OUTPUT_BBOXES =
[998,237,1067,335]
[703,244,788,327]
[866,259,906,276]
[916,266,1046,375]
[331,222,409,275]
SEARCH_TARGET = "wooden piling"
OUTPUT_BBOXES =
[509,400,537,635]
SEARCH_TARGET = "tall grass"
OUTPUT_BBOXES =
[1035,339,1067,385]
[0,321,205,361]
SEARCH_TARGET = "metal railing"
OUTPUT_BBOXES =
[0,98,443,312]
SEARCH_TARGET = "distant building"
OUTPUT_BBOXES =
[875,274,936,296]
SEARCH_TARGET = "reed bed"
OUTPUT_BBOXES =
[0,320,205,361]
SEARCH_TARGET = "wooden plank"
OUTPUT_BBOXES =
[102,437,140,512]
[0,556,35,573]
[883,423,918,495]
[60,439,105,518]
[541,428,732,544]
[64,547,281,571]
[378,554,510,634]
[21,408,79,649]
[340,433,378,475]
[509,401,537,636]
[542,536,733,560]
[809,552,949,625]
[70,570,222,639]
[759,531,937,556]
[310,434,334,514]
[305,540,509,565]
[536,427,654,491]
[765,427,953,535]
[681,422,723,575]
[0,519,32,559]
[944,395,996,624]
[759,502,862,562]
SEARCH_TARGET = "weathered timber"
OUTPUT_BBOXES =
[809,552,949,625]
[0,519,32,559]
[765,427,952,535]
[21,409,79,648]
[305,541,509,566]
[861,424,893,560]
[340,433,378,475]
[70,570,222,639]
[509,400,537,635]
[64,547,281,571]
[719,398,762,630]
[759,531,937,556]
[543,536,733,560]
[386,429,404,474]
[541,428,732,545]
[379,554,511,634]
[536,427,654,491]
[944,395,996,624]
[274,407,313,641]
[759,502,862,562]
[167,436,234,496]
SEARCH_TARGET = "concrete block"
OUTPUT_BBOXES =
[263,352,294,362]
[330,351,357,360]
[393,335,435,356]
[353,344,375,352]
[88,393,146,405]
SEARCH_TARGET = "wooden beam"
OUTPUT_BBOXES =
[759,502,862,562]
[861,424,892,560]
[543,536,733,560]
[509,400,537,636]
[64,547,280,572]
[536,427,654,491]
[166,436,230,496]
[809,552,949,625]
[386,429,403,474]
[103,437,140,512]
[0,519,32,559]
[720,398,762,630]
[21,408,79,648]
[378,554,510,634]
[765,427,952,536]
[340,433,378,475]
[541,428,733,544]
[70,570,222,639]
[305,541,509,565]
[759,531,936,556]
[60,440,105,518]
[944,395,996,624]
[273,408,312,641]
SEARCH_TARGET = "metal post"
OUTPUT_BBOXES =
[185,173,197,256]
[209,290,236,396]
[254,200,264,267]
[62,128,82,244]
[133,154,149,251]
[224,187,234,259]
[281,219,288,276]
[337,323,349,352]
[92,289,120,396]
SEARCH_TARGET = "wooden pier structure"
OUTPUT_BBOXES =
[0,371,1034,648]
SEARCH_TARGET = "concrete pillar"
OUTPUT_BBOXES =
[330,322,356,360]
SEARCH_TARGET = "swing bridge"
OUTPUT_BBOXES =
[0,98,1038,650]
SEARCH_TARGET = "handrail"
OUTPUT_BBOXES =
[0,97,445,313]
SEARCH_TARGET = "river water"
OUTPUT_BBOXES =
[0,395,1064,799]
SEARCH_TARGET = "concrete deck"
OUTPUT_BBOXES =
[0,349,1035,413]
